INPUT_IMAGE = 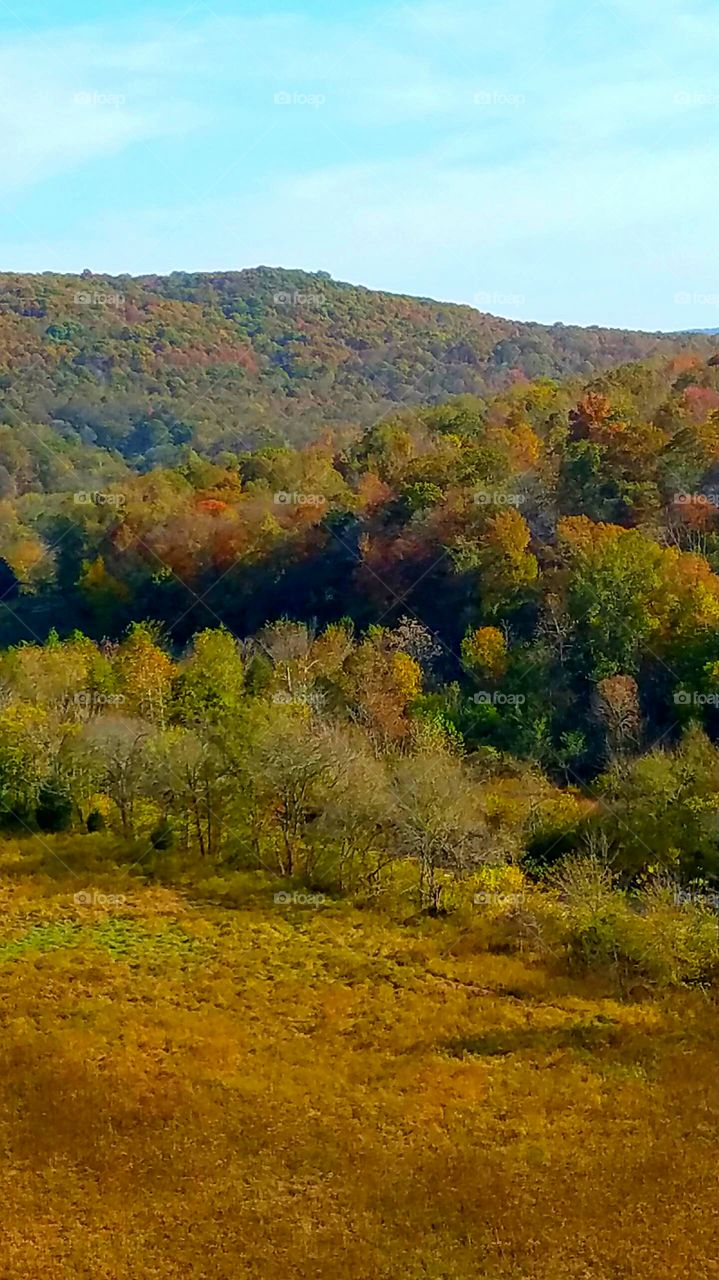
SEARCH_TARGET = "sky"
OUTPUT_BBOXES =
[0,0,717,329]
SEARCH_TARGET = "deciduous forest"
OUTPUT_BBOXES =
[1,273,717,1279]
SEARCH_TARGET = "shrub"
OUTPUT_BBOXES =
[548,857,719,986]
[150,819,175,852]
[551,854,629,971]
[86,809,106,833]
[621,882,719,986]
[35,780,74,833]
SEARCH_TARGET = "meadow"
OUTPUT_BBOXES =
[0,836,716,1280]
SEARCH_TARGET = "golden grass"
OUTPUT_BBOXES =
[0,843,716,1278]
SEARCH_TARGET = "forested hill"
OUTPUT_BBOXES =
[1,267,717,466]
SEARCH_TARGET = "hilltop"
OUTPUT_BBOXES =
[1,267,717,465]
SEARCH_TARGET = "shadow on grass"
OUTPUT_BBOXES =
[443,1017,627,1058]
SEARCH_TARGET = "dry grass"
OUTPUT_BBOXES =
[0,840,716,1279]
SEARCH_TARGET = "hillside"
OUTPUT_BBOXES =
[0,347,717,797]
[1,276,718,1280]
[1,267,717,466]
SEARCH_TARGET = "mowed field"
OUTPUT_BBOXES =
[0,844,717,1280]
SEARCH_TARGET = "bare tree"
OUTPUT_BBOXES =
[390,754,504,911]
[74,716,154,837]
[145,728,226,857]
[594,674,641,761]
[312,725,395,892]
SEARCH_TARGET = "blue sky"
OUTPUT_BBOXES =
[1,0,717,328]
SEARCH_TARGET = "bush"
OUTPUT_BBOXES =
[150,819,175,852]
[620,882,719,986]
[87,809,106,833]
[35,781,74,834]
[551,855,628,971]
[549,857,719,986]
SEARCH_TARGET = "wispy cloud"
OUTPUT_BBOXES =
[0,24,204,193]
[0,0,717,327]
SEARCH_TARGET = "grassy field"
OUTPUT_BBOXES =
[0,839,717,1279]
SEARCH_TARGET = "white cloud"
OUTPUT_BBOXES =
[0,26,203,193]
[12,130,714,327]
[0,1,717,328]
[3,1,717,189]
